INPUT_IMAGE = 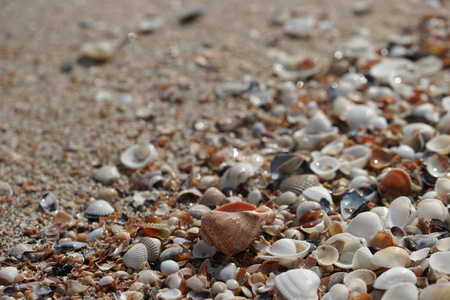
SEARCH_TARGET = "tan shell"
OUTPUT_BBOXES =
[199,202,275,255]
[201,187,227,207]
[279,174,320,195]
[371,246,411,268]
[311,245,339,266]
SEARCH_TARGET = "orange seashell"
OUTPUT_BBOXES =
[199,203,275,255]
[370,148,392,169]
[378,168,413,202]
[371,230,396,249]
[140,223,176,240]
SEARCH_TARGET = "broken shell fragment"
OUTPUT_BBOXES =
[120,144,157,169]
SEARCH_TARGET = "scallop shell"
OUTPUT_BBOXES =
[311,245,339,266]
[120,144,157,169]
[339,145,371,175]
[220,162,255,190]
[123,243,149,270]
[381,282,418,300]
[85,199,115,219]
[373,267,417,290]
[199,202,275,255]
[371,246,411,268]
[93,165,120,184]
[275,269,320,300]
[325,233,366,269]
[346,212,383,246]
[426,135,450,155]
[385,196,416,228]
[378,169,413,202]
[310,156,340,180]
[417,198,447,222]
[352,247,377,270]
[280,174,320,195]
[429,252,450,279]
[201,187,227,207]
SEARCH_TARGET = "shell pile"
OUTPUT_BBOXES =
[1,2,450,300]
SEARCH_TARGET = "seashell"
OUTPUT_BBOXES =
[137,269,159,285]
[39,192,58,212]
[201,187,227,207]
[199,202,275,255]
[417,198,447,222]
[283,16,317,38]
[419,283,450,300]
[321,138,345,156]
[192,240,216,259]
[311,245,339,266]
[426,153,450,178]
[275,268,320,300]
[373,267,417,290]
[139,15,163,33]
[197,175,220,190]
[402,123,435,139]
[93,165,120,184]
[435,237,450,252]
[340,191,369,220]
[410,247,430,264]
[211,281,228,295]
[156,288,182,300]
[310,156,340,180]
[159,247,183,262]
[280,174,320,195]
[429,252,450,279]
[80,39,121,61]
[296,201,321,224]
[220,162,255,190]
[413,103,439,123]
[341,36,374,58]
[385,196,416,228]
[321,283,349,300]
[176,188,202,203]
[140,223,176,240]
[339,145,371,175]
[302,186,333,204]
[352,0,373,14]
[345,105,378,130]
[371,246,410,268]
[414,55,443,76]
[187,204,211,219]
[347,278,367,297]
[97,187,118,202]
[0,266,18,283]
[274,191,299,206]
[369,58,414,84]
[17,281,52,296]
[381,282,418,300]
[352,247,377,270]
[123,243,149,270]
[85,199,115,219]
[293,124,339,151]
[378,169,413,202]
[346,212,383,246]
[120,143,157,169]
[271,153,305,179]
[160,260,179,275]
[370,148,391,170]
[179,5,204,24]
[54,210,74,227]
[426,135,450,155]
[219,263,237,282]
[139,237,161,263]
[261,238,310,268]
[0,180,13,197]
[435,177,450,201]
[87,227,105,242]
[186,276,206,292]
[325,233,366,269]
[53,241,87,252]
[97,275,114,286]
[388,70,421,98]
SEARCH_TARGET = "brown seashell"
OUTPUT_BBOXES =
[258,259,279,275]
[298,256,318,269]
[328,221,344,236]
[279,174,320,195]
[353,293,373,300]
[378,169,413,202]
[199,202,275,255]
[371,230,396,248]
[140,223,176,240]
[370,148,392,169]
[418,217,433,235]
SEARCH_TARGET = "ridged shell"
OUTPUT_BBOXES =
[120,144,157,169]
[186,276,206,292]
[85,200,115,219]
[371,246,410,268]
[275,269,320,300]
[280,174,320,195]
[346,212,383,246]
[373,267,417,290]
[220,162,255,190]
[201,187,227,207]
[123,243,148,270]
[385,196,416,228]
[139,237,161,263]
[381,282,418,300]
[199,202,275,255]
[352,247,377,270]
[274,191,299,206]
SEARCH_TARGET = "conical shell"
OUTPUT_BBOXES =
[199,202,275,255]
[85,199,115,219]
[139,237,161,263]
[123,243,148,270]
[201,187,227,207]
[371,246,410,268]
[373,267,417,290]
[275,269,320,300]
[279,174,320,195]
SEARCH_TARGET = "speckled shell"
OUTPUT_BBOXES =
[199,202,275,255]
[85,200,115,218]
[279,174,320,195]
[275,269,320,300]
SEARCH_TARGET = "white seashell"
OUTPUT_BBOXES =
[414,55,443,76]
[87,227,105,242]
[219,263,236,282]
[426,135,450,155]
[373,267,417,290]
[137,270,159,285]
[442,96,450,112]
[426,154,450,178]
[410,247,430,263]
[339,145,371,175]
[370,206,389,219]
[293,127,339,151]
[325,233,366,269]
[97,275,114,286]
[156,288,182,300]
[414,103,439,123]
[274,191,299,206]
[388,70,420,98]
[395,145,415,159]
[192,240,216,258]
[370,116,388,130]
[85,199,115,219]
[347,278,367,296]
[429,252,450,279]
[123,243,148,270]
[371,246,411,268]
[139,15,163,33]
[93,165,120,184]
[304,111,332,134]
[419,283,450,300]
[321,138,345,156]
[311,245,339,266]
[385,196,416,228]
[160,260,179,275]
[309,156,340,180]
[346,212,383,246]
[275,269,320,300]
[381,282,418,300]
[139,237,161,263]
[417,198,447,222]
[352,246,377,270]
[220,162,255,190]
[120,144,157,169]
[341,36,374,58]
[331,96,355,117]
[186,276,206,292]
[80,39,121,61]
[0,266,18,283]
[321,283,349,300]
[201,187,226,207]
[435,178,450,201]
[226,279,239,290]
[370,58,414,84]
[352,0,373,14]
[283,16,317,38]
[302,186,333,204]
[402,122,435,138]
[262,238,310,268]
[343,269,376,288]
[345,105,378,130]
[435,237,450,252]
[165,273,181,289]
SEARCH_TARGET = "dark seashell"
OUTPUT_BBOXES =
[431,219,450,232]
[53,241,87,252]
[340,191,369,220]
[378,169,413,203]
[17,282,52,296]
[39,192,58,212]
[179,6,204,25]
[23,250,50,262]
[52,263,74,276]
[279,174,320,195]
[270,153,305,180]
[404,238,417,251]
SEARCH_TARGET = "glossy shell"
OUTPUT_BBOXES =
[378,169,413,202]
[220,162,255,190]
[120,144,157,169]
[371,246,411,268]
[310,156,340,180]
[385,196,416,228]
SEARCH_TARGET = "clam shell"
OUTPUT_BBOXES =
[160,260,179,275]
[87,227,105,242]
[340,191,369,220]
[220,162,255,190]
[280,174,320,195]
[275,269,320,300]
[415,55,443,76]
[341,36,374,58]
[199,202,275,254]
[263,238,310,268]
[369,58,414,84]
[54,210,74,227]
[435,237,450,252]
[373,267,417,290]
[381,282,418,300]
[120,144,157,169]
[426,135,450,155]
[140,223,176,240]
[0,266,18,283]
[159,246,183,262]
[339,145,371,175]
[123,243,148,270]
[85,199,115,219]
[137,270,159,285]
[429,252,450,279]
[201,187,227,207]
[346,212,383,246]
[344,269,377,289]
[311,245,339,266]
[352,247,377,270]
[402,123,435,138]
[410,247,430,263]
[435,177,450,200]
[310,156,340,180]
[378,169,413,202]
[385,196,416,228]
[39,192,58,212]
[274,191,299,206]
[321,284,349,300]
[271,153,304,178]
[417,198,447,222]
[93,165,120,184]
[325,233,366,269]
[345,105,378,130]
[293,127,339,151]
[371,246,410,268]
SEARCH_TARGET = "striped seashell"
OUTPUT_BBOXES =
[123,243,149,270]
[373,267,417,290]
[371,246,410,268]
[279,174,320,195]
[275,269,320,300]
[199,202,276,255]
[201,187,227,207]
[186,275,206,292]
[139,237,161,263]
[85,199,115,219]
[273,191,299,206]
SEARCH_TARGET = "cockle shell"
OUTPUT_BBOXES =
[280,174,320,195]
[93,165,120,184]
[346,212,383,246]
[201,187,227,207]
[123,244,149,270]
[343,269,376,290]
[352,247,377,270]
[325,233,366,269]
[186,275,207,292]
[426,153,450,178]
[275,269,320,300]
[199,202,275,255]
[311,245,339,266]
[160,260,179,275]
[260,238,310,268]
[417,198,447,222]
[373,267,417,290]
[371,246,411,268]
[339,145,371,175]
[385,196,416,228]
[85,199,115,219]
[378,169,413,202]
[220,162,255,190]
[381,282,418,300]
[120,144,157,169]
[139,237,161,263]
[429,252,450,279]
[273,191,299,206]
[302,186,333,204]
[426,135,450,155]
[310,156,341,180]
[321,283,349,300]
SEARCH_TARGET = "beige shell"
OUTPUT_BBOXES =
[186,275,206,292]
[325,233,366,269]
[381,282,418,300]
[371,246,411,268]
[345,212,383,246]
[275,269,320,300]
[373,267,417,290]
[54,210,74,227]
[279,174,320,195]
[343,269,377,289]
[311,245,339,266]
[123,243,149,270]
[200,202,275,255]
[201,187,227,207]
[120,144,157,169]
[352,247,377,270]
